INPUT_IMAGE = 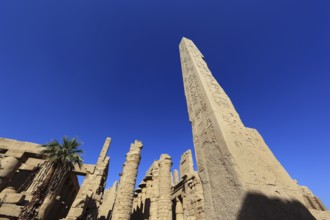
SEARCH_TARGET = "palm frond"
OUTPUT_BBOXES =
[42,137,83,169]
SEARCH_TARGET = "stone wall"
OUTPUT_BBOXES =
[0,137,113,220]
[0,138,80,220]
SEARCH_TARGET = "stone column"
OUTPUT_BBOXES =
[149,162,159,220]
[137,191,142,209]
[98,181,118,220]
[175,197,184,220]
[173,169,179,185]
[157,154,173,220]
[111,140,143,220]
[144,177,153,218]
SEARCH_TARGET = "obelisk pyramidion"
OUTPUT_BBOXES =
[179,37,316,220]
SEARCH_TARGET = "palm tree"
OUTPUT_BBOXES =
[18,137,83,220]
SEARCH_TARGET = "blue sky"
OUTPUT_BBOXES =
[0,1,329,208]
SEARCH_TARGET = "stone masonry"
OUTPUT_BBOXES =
[98,181,118,220]
[131,150,205,220]
[176,150,204,220]
[0,138,80,220]
[65,137,111,220]
[179,37,330,220]
[156,154,172,220]
[111,140,143,220]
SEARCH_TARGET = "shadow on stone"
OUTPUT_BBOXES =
[130,199,151,220]
[237,192,316,220]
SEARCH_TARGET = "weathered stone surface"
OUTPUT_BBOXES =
[179,37,321,219]
[0,137,113,220]
[0,156,21,191]
[299,185,328,211]
[0,204,22,217]
[157,154,172,220]
[0,217,15,220]
[173,169,179,185]
[0,138,43,156]
[65,207,84,218]
[65,137,111,220]
[98,181,118,219]
[0,193,25,204]
[175,197,183,220]
[149,161,159,220]
[309,209,330,220]
[132,150,205,220]
[72,163,96,175]
[112,140,143,220]
[0,157,20,178]
[179,150,194,180]
[172,150,205,220]
[18,158,44,171]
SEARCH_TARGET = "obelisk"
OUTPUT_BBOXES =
[179,37,315,220]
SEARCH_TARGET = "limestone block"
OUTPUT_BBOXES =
[1,187,16,194]
[24,158,44,167]
[309,209,330,220]
[67,207,84,217]
[0,193,25,204]
[73,164,96,175]
[0,138,42,155]
[4,151,24,159]
[19,158,45,171]
[0,204,22,217]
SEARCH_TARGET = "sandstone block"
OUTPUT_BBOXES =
[0,204,22,217]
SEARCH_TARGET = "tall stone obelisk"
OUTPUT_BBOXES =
[179,37,315,220]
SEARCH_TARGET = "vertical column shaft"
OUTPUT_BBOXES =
[157,154,172,220]
[111,140,143,220]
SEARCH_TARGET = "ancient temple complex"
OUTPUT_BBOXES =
[0,38,329,219]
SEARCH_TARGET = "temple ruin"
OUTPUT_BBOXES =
[0,38,329,219]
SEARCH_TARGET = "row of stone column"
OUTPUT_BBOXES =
[130,149,206,220]
[130,154,173,220]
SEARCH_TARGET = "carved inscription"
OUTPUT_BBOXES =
[181,39,255,149]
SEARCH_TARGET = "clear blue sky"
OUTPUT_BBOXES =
[0,1,329,208]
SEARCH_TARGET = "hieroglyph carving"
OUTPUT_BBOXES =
[179,37,313,220]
